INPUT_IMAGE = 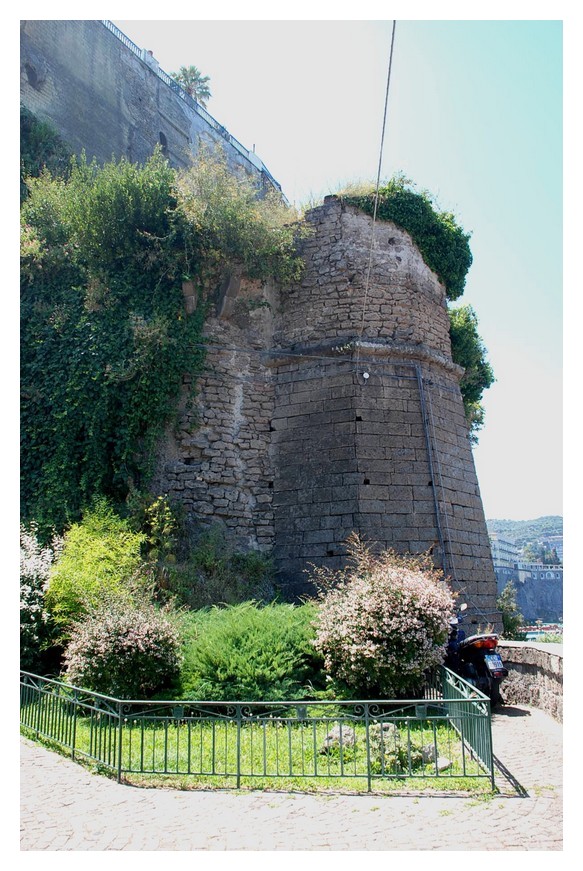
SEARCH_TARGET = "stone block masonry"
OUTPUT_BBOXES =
[19,22,496,617]
[154,197,499,625]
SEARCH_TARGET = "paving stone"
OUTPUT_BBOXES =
[19,702,563,851]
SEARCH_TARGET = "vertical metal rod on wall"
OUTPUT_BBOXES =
[415,364,447,575]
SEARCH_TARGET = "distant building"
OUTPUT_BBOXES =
[489,534,520,594]
[489,534,563,621]
[517,562,563,584]
[489,533,519,567]
[540,535,563,562]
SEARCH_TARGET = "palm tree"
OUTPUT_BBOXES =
[170,66,212,107]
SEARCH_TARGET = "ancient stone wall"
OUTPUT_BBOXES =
[20,20,276,187]
[498,641,563,722]
[152,274,278,553]
[20,21,499,626]
[154,197,499,625]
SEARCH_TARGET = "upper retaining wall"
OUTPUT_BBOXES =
[20,20,281,192]
[499,641,563,722]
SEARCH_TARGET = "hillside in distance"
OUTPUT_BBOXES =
[486,516,563,548]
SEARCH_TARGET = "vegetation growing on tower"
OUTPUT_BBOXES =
[20,125,303,537]
[340,174,473,301]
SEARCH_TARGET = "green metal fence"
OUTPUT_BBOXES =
[20,668,494,790]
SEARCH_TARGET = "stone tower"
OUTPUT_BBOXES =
[156,197,499,625]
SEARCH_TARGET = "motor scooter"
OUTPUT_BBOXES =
[445,603,508,707]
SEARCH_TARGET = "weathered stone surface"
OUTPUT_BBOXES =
[20,20,273,184]
[148,199,497,623]
[320,725,357,753]
[498,641,563,722]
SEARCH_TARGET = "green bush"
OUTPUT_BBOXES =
[45,500,147,631]
[63,602,182,698]
[20,105,71,201]
[20,145,304,537]
[340,174,472,301]
[448,304,495,441]
[162,525,276,609]
[178,601,325,701]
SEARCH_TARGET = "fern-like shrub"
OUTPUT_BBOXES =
[179,601,324,701]
[312,535,455,698]
[63,602,182,698]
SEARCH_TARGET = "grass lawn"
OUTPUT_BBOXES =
[21,698,494,795]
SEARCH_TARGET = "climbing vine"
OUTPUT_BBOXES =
[21,138,303,537]
[448,304,495,441]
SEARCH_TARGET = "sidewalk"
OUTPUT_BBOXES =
[20,703,562,851]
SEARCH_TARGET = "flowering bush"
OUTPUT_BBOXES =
[20,524,63,670]
[63,602,182,698]
[312,535,456,698]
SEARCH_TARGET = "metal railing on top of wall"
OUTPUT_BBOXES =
[100,20,284,198]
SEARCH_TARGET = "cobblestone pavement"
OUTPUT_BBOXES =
[20,704,563,851]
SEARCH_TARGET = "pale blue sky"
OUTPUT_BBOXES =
[110,17,563,521]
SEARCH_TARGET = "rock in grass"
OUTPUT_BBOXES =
[320,725,356,753]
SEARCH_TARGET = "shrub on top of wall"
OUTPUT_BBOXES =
[339,174,472,301]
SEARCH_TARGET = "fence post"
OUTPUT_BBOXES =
[487,702,496,790]
[365,703,372,793]
[236,705,242,789]
[71,690,78,761]
[117,702,124,783]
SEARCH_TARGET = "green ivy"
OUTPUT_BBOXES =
[21,142,303,538]
[340,175,472,301]
[21,151,204,535]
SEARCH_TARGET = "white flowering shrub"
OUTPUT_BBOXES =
[63,603,183,698]
[312,535,456,698]
[20,524,63,670]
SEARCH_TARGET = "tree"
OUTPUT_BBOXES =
[170,65,211,106]
[497,581,525,640]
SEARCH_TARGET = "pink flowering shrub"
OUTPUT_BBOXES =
[63,603,182,698]
[312,535,456,698]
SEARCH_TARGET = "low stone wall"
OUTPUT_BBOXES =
[498,641,563,722]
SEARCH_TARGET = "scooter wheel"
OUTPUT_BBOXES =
[490,683,504,708]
